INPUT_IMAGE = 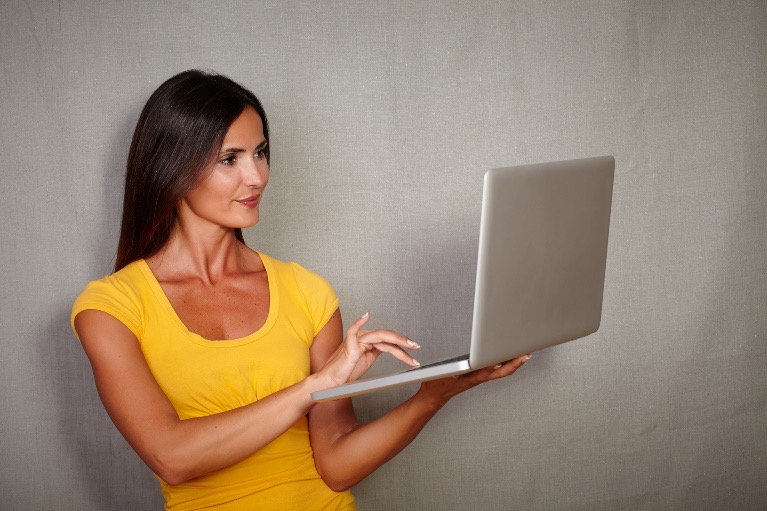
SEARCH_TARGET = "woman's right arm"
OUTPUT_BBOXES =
[74,309,412,485]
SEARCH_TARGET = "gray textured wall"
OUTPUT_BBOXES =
[1,1,765,510]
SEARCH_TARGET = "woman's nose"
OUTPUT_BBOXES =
[243,158,268,187]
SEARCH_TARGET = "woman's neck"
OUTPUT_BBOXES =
[147,224,255,285]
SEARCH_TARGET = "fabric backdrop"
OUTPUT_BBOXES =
[1,1,764,509]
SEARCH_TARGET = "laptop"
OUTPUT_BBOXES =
[311,155,615,402]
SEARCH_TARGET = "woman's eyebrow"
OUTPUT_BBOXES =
[219,140,268,154]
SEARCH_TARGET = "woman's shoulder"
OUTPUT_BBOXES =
[256,251,339,337]
[256,252,333,290]
[70,260,149,339]
[76,260,149,299]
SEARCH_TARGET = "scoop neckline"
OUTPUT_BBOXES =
[135,251,279,347]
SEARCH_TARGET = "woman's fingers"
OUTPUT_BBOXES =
[347,314,420,361]
[419,353,532,404]
[455,354,531,388]
[496,354,532,375]
[345,312,370,342]
[472,354,531,383]
[336,313,419,378]
[357,328,418,352]
[368,342,421,367]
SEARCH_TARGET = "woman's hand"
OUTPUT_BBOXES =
[314,313,420,389]
[416,354,532,409]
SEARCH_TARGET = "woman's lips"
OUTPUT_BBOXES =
[235,195,261,208]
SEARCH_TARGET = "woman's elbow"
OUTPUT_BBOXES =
[148,449,196,486]
[156,467,190,487]
[322,474,355,493]
[316,462,356,493]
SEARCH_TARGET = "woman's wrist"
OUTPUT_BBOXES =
[413,385,450,414]
[301,372,333,400]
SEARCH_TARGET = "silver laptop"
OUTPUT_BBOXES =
[312,155,615,402]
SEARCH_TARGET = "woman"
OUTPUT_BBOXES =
[71,70,530,510]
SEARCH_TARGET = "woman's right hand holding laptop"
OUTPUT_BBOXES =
[415,354,532,409]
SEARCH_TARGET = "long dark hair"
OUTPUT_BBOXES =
[114,70,270,272]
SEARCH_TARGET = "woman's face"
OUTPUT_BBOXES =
[178,107,269,232]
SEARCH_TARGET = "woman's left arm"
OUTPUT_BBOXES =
[308,310,530,492]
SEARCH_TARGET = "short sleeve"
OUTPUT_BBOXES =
[71,277,143,341]
[289,262,340,337]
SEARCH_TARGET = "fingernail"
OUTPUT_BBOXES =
[362,312,369,318]
[412,358,420,366]
[494,363,503,369]
[407,339,421,349]
[523,354,532,361]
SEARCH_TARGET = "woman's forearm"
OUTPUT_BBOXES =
[312,356,532,491]
[313,389,446,491]
[122,374,328,486]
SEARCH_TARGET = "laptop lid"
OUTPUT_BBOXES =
[469,155,614,368]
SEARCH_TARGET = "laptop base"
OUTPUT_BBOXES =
[311,357,472,402]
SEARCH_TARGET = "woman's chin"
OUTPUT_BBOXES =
[232,212,260,229]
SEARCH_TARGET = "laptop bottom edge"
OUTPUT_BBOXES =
[311,359,473,402]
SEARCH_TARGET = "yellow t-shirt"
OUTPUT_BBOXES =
[71,252,356,511]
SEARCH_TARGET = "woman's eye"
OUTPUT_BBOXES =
[220,155,236,166]
[254,149,267,160]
